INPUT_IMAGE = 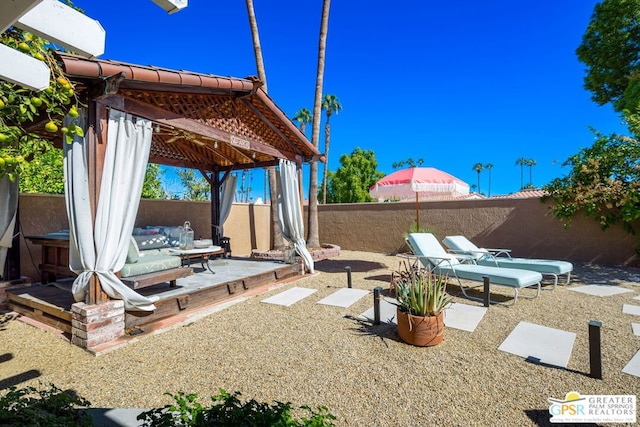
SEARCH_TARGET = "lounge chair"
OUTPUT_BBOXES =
[406,233,543,305]
[442,235,572,289]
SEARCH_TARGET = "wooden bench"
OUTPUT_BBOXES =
[121,267,193,290]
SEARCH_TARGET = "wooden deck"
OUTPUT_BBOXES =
[6,258,301,337]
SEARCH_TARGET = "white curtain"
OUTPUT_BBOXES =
[64,108,156,311]
[216,174,237,239]
[276,159,314,273]
[0,176,18,278]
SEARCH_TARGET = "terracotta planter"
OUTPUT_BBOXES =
[396,309,444,347]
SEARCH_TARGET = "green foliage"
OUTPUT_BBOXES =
[391,158,424,169]
[542,123,640,234]
[576,0,640,111]
[178,168,210,200]
[0,383,92,427]
[137,390,336,427]
[0,27,84,182]
[409,222,434,234]
[325,147,384,203]
[19,147,65,193]
[393,261,451,316]
[18,149,167,198]
[142,164,167,199]
[1,384,335,427]
[293,108,312,136]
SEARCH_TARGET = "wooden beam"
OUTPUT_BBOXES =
[241,99,303,156]
[97,95,298,161]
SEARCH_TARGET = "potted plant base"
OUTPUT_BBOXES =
[391,260,450,347]
[397,309,444,347]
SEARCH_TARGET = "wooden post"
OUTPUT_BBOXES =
[86,99,108,304]
[211,172,221,246]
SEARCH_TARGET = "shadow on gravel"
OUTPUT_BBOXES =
[315,259,387,273]
[343,315,399,347]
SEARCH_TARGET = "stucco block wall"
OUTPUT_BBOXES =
[16,193,640,283]
[18,194,272,281]
[316,198,640,266]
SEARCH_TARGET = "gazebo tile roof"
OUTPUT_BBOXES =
[53,53,320,172]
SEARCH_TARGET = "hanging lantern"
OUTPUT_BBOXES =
[179,221,194,250]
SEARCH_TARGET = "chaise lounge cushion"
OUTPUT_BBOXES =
[476,258,572,275]
[407,233,543,289]
[126,237,141,263]
[434,263,544,289]
[120,252,182,277]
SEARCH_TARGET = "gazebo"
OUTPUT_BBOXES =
[4,53,321,349]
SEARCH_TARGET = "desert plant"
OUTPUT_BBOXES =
[0,383,92,426]
[393,261,451,316]
[137,389,336,427]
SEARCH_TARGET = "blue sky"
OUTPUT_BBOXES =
[74,0,628,198]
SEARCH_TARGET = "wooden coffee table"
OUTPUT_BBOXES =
[169,246,225,273]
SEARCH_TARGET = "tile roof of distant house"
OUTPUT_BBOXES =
[490,189,548,199]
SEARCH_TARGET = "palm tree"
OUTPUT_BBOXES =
[484,163,493,197]
[515,157,527,190]
[307,0,331,248]
[472,163,483,194]
[526,159,537,187]
[293,108,312,136]
[245,0,285,249]
[321,94,342,204]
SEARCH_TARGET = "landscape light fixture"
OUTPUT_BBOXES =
[214,141,218,149]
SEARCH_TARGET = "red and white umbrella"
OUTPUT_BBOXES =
[369,167,469,229]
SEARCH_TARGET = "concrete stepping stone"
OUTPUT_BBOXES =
[498,321,576,368]
[358,299,486,332]
[622,304,640,316]
[317,288,369,308]
[622,349,640,378]
[568,285,633,297]
[261,287,317,307]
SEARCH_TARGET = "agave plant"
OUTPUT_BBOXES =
[394,261,451,316]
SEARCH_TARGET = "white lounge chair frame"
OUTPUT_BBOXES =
[406,234,542,305]
[442,235,572,289]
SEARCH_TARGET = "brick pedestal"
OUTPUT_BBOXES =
[71,300,125,349]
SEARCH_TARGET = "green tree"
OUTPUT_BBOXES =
[392,158,424,169]
[321,94,342,204]
[307,0,332,248]
[326,147,384,203]
[18,146,166,198]
[293,108,312,137]
[485,163,493,197]
[472,163,483,194]
[576,0,640,111]
[141,164,166,199]
[178,168,210,200]
[0,27,84,181]
[526,158,537,187]
[18,147,64,194]
[515,157,527,190]
[543,124,640,234]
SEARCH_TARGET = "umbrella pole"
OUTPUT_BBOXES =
[415,192,419,231]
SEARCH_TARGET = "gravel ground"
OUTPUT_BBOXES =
[1,250,640,426]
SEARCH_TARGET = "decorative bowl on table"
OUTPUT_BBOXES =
[193,239,213,249]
